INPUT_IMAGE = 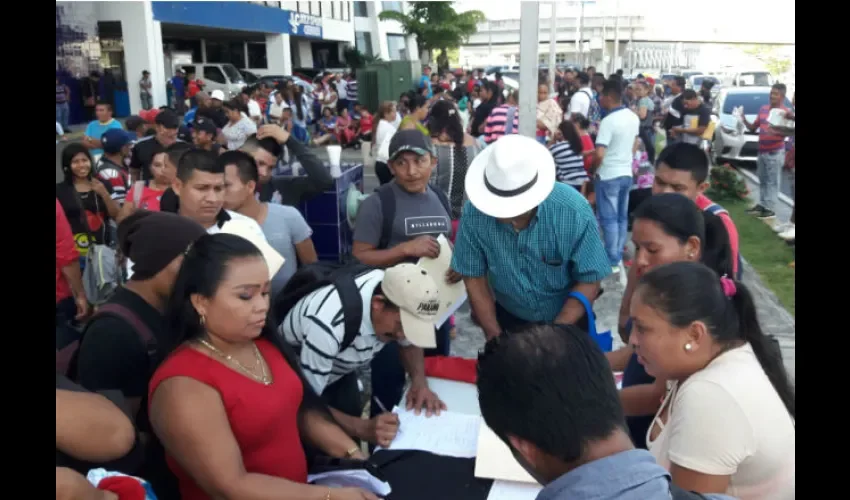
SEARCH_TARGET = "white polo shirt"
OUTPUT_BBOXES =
[595,108,639,181]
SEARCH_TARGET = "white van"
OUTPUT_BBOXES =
[174,63,246,100]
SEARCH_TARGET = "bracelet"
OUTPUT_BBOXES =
[345,445,360,458]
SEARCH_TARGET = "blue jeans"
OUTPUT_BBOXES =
[595,175,632,266]
[56,102,70,131]
[757,149,785,212]
[369,321,451,419]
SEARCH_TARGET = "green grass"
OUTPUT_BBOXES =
[721,198,795,316]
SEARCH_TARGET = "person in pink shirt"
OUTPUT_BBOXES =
[651,143,741,279]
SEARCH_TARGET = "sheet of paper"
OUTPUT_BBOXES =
[486,480,543,500]
[308,469,392,497]
[376,406,482,458]
[418,234,468,327]
[475,423,538,484]
[614,371,624,390]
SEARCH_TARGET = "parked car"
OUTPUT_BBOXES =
[175,63,246,100]
[731,71,774,87]
[711,87,792,163]
[240,69,260,84]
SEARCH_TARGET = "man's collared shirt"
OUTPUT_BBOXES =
[537,449,735,500]
[451,183,609,323]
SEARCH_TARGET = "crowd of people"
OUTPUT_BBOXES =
[56,62,794,500]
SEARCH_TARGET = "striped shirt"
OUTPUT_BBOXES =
[754,104,788,153]
[483,104,520,144]
[549,141,589,186]
[451,183,610,322]
[347,80,358,102]
[279,269,387,393]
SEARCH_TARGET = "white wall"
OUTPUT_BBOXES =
[322,18,355,44]
[297,40,314,68]
[266,33,293,76]
[97,0,166,114]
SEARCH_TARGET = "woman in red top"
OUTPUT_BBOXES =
[126,143,191,212]
[149,234,377,500]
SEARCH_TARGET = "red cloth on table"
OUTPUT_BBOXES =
[97,476,146,500]
[424,356,478,384]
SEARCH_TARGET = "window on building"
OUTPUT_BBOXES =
[353,1,368,17]
[310,1,322,16]
[205,41,226,64]
[355,31,373,57]
[382,1,402,13]
[247,42,268,69]
[204,65,226,84]
[330,2,335,19]
[386,34,406,61]
[228,41,246,69]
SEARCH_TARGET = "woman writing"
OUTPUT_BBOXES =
[607,193,735,449]
[149,234,378,500]
[632,261,795,498]
[373,101,399,186]
[56,144,121,260]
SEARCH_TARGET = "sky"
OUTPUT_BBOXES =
[454,0,796,38]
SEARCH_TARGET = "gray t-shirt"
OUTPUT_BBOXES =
[353,181,451,251]
[637,97,655,129]
[261,203,313,297]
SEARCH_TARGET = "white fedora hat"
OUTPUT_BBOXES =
[464,135,556,218]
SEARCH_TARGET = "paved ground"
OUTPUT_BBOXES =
[737,161,795,200]
[56,142,794,382]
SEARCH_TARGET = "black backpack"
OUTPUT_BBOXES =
[376,183,451,250]
[274,261,376,352]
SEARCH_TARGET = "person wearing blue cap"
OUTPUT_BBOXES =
[95,128,134,203]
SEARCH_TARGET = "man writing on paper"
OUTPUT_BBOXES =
[278,263,443,447]
[477,324,735,500]
[451,135,610,338]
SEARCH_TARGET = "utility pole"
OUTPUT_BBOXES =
[549,2,558,94]
[488,21,493,58]
[612,0,620,74]
[518,1,540,138]
[578,1,585,67]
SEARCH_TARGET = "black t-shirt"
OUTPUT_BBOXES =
[663,95,685,131]
[470,98,498,137]
[56,373,144,475]
[130,136,187,181]
[197,106,229,129]
[55,183,113,252]
[76,287,163,432]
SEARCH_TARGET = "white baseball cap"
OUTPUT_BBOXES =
[381,263,441,348]
[210,89,226,101]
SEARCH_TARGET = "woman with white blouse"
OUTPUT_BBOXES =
[630,261,795,500]
[373,101,398,186]
[221,99,258,151]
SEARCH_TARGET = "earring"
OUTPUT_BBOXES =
[200,314,206,326]
[684,343,692,352]
[687,252,695,259]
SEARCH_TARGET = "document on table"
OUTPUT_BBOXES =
[308,470,392,497]
[475,423,539,484]
[376,406,482,458]
[486,480,543,500]
[418,234,468,327]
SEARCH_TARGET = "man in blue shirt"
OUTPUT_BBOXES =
[477,324,735,500]
[419,66,433,99]
[451,135,609,338]
[170,69,186,114]
[82,102,124,157]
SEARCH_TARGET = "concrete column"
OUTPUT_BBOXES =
[518,2,540,138]
[406,35,419,62]
[115,1,166,114]
[368,2,389,61]
[266,33,293,75]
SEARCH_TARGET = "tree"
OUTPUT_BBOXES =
[743,45,792,76]
[343,46,381,73]
[378,2,485,72]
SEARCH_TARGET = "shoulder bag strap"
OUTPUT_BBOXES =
[567,291,597,337]
[377,185,396,251]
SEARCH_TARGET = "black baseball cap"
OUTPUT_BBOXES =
[388,129,434,162]
[193,117,217,135]
[155,109,180,129]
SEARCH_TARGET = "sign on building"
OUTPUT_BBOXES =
[287,11,323,39]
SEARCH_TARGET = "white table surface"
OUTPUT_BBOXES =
[425,377,481,416]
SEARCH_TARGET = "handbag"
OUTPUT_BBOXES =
[74,190,122,305]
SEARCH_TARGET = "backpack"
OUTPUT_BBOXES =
[376,184,451,251]
[582,88,602,131]
[703,203,744,280]
[670,484,708,499]
[274,262,376,353]
[56,303,157,380]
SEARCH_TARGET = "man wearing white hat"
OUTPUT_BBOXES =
[451,135,610,339]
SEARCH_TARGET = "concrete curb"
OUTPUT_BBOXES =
[736,167,795,208]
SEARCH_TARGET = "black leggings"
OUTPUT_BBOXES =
[639,127,656,165]
[375,161,393,185]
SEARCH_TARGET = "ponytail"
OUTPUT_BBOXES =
[638,261,795,419]
[727,282,795,418]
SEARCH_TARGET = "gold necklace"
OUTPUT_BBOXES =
[198,339,271,385]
